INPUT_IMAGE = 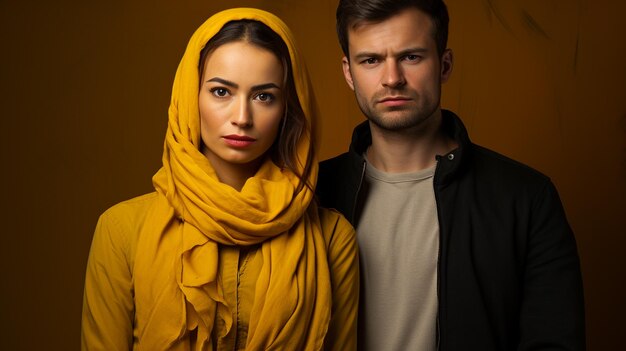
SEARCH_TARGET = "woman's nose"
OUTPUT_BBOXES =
[231,97,253,128]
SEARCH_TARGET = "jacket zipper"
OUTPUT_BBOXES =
[350,160,368,224]
[434,156,443,351]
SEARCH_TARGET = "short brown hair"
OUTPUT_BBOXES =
[336,0,449,58]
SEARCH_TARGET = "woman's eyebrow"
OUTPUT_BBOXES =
[206,78,280,91]
[207,77,237,88]
[251,83,281,91]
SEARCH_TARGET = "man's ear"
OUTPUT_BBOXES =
[342,56,355,91]
[440,48,454,83]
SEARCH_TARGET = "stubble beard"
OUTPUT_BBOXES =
[354,89,439,132]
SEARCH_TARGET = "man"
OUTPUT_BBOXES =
[316,0,586,350]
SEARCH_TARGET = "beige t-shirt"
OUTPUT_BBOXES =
[357,160,439,351]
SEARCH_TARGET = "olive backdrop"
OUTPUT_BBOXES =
[1,0,624,349]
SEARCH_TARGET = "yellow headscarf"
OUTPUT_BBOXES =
[134,8,330,350]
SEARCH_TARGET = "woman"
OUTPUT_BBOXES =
[81,8,358,350]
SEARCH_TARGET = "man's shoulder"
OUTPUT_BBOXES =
[467,143,552,191]
[317,152,363,221]
[318,151,362,188]
[319,151,355,171]
[472,144,548,177]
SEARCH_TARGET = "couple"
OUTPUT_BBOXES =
[82,1,585,350]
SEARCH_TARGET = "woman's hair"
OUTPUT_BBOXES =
[198,20,314,191]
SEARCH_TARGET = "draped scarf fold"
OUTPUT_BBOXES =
[133,8,330,350]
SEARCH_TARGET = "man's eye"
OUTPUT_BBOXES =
[364,58,378,65]
[405,55,421,62]
[210,88,229,97]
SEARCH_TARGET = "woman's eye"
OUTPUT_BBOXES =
[210,88,229,97]
[255,92,274,102]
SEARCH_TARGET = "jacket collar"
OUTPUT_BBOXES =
[347,109,473,186]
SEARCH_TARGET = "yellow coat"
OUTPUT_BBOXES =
[82,192,358,350]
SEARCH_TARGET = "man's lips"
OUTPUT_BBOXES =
[378,96,412,107]
[223,134,256,147]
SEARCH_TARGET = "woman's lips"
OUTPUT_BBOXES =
[223,134,256,147]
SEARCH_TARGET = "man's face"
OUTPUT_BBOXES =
[342,7,453,132]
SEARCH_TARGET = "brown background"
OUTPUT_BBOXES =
[1,0,624,349]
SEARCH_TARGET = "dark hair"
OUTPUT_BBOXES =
[336,0,449,58]
[198,20,314,192]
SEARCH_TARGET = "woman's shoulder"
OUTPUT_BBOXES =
[317,206,356,248]
[317,206,351,229]
[100,192,160,225]
[96,192,163,244]
[92,192,166,268]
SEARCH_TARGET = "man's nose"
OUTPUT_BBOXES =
[382,61,406,88]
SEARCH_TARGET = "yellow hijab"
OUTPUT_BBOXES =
[135,8,330,350]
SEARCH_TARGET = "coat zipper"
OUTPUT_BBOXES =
[350,160,367,224]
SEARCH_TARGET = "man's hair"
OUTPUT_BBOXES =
[199,20,314,192]
[336,0,449,58]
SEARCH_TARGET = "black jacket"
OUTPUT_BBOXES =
[317,110,585,350]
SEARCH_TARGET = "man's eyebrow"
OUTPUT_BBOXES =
[353,51,382,61]
[396,47,429,57]
[353,47,430,60]
[206,77,237,88]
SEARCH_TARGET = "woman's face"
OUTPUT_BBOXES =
[198,41,285,180]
